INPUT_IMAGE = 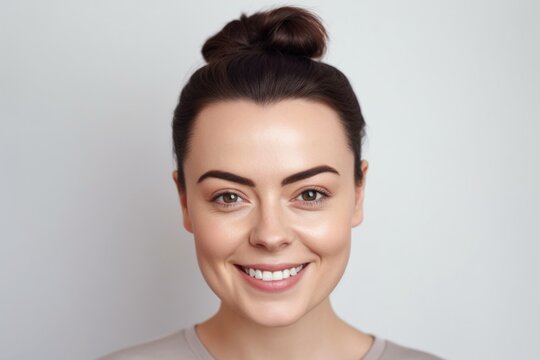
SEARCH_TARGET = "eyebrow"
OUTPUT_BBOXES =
[197,165,340,187]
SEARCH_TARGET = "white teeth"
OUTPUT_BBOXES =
[272,271,283,281]
[283,269,290,279]
[262,271,273,281]
[241,264,305,281]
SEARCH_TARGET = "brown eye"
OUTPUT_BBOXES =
[295,188,331,208]
[301,190,319,201]
[221,193,239,203]
[211,191,245,209]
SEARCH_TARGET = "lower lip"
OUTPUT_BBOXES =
[235,264,309,293]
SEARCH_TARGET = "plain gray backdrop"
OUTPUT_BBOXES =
[1,0,539,359]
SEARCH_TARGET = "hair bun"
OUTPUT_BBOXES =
[202,6,328,63]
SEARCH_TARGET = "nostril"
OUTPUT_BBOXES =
[248,228,292,249]
[250,239,291,250]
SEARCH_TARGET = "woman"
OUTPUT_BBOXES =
[100,5,443,360]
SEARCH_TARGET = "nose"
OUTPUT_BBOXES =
[249,198,292,251]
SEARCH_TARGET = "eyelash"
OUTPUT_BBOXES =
[210,187,331,209]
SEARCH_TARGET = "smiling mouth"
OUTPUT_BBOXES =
[234,263,309,282]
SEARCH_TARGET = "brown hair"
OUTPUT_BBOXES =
[172,6,366,192]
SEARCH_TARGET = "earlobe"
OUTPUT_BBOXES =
[352,160,369,227]
[172,170,193,233]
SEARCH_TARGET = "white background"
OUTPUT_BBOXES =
[1,1,539,359]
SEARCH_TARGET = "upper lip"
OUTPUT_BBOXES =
[236,263,308,271]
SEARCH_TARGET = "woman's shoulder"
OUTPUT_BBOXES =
[364,335,444,360]
[96,325,211,360]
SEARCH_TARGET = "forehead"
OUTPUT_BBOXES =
[185,98,353,179]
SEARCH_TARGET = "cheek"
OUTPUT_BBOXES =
[191,212,250,296]
[293,206,353,258]
[191,208,249,262]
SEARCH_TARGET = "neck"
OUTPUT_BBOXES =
[197,297,366,360]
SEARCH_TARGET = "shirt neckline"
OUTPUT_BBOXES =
[184,324,386,360]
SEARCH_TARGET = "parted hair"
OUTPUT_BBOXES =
[172,6,366,192]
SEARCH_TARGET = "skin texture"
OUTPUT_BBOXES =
[172,98,371,360]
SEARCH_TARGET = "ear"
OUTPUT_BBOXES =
[172,170,193,233]
[351,160,369,227]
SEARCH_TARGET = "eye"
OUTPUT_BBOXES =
[211,191,245,208]
[299,189,321,201]
[295,188,330,207]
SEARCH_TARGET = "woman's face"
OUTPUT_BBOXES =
[173,98,368,327]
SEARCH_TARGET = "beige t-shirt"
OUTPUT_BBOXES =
[98,325,444,360]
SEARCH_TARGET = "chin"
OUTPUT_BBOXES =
[249,309,303,328]
[238,299,310,328]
